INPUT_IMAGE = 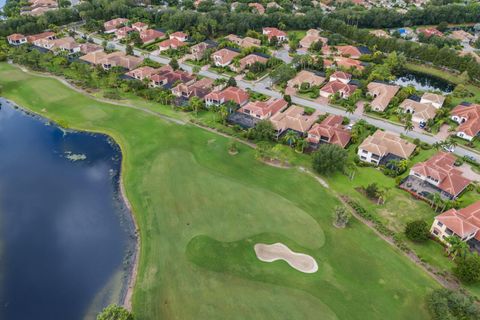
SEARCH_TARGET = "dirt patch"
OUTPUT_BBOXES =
[259,158,290,168]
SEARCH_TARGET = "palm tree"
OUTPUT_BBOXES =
[218,104,229,125]
[404,119,414,133]
[345,104,356,115]
[295,139,309,153]
[189,96,203,116]
[445,236,469,260]
[283,130,298,147]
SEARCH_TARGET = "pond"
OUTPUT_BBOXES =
[0,99,136,320]
[392,71,455,94]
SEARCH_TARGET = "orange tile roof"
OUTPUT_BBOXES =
[238,98,287,118]
[411,152,471,197]
[367,82,400,112]
[359,130,416,159]
[451,104,480,137]
[307,115,351,148]
[436,200,480,240]
[270,105,321,133]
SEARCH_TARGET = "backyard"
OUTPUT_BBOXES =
[0,62,441,319]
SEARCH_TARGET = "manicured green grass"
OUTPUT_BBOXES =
[0,63,439,320]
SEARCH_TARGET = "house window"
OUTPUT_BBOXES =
[360,156,366,160]
[437,221,443,228]
[433,229,439,235]
[371,154,380,160]
[445,228,453,236]
[362,150,368,154]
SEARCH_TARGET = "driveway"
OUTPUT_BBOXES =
[459,163,480,182]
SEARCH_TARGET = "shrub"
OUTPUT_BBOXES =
[312,144,348,175]
[405,220,430,243]
[426,289,480,320]
[97,304,134,320]
[454,254,480,284]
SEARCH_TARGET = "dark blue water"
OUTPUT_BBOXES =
[392,71,454,94]
[0,99,136,320]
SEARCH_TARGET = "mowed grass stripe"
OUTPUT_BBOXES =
[0,63,438,320]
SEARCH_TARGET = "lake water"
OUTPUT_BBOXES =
[0,99,136,320]
[392,71,454,94]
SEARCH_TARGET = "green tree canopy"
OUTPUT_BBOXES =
[97,304,134,320]
[312,144,348,175]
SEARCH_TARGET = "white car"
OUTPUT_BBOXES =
[443,144,455,153]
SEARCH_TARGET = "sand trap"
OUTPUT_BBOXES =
[254,243,318,273]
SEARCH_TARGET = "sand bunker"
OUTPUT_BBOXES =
[254,243,318,273]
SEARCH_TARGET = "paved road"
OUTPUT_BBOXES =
[77,30,480,162]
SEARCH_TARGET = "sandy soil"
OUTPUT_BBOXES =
[254,243,318,274]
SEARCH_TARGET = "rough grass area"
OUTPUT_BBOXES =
[0,63,439,320]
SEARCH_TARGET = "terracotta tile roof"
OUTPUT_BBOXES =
[104,18,129,32]
[370,29,390,38]
[238,98,288,118]
[449,30,474,41]
[158,38,186,50]
[334,56,364,70]
[115,26,134,37]
[367,82,400,112]
[399,99,437,122]
[451,104,480,137]
[26,31,55,43]
[270,105,321,133]
[359,129,416,159]
[421,92,445,108]
[126,66,160,80]
[8,33,26,41]
[262,27,287,40]
[170,31,188,40]
[81,51,143,70]
[205,86,249,105]
[150,69,194,86]
[436,200,480,240]
[320,81,357,97]
[132,22,148,30]
[248,2,265,14]
[411,152,471,197]
[418,28,443,38]
[307,115,351,148]
[323,45,363,58]
[287,70,325,88]
[140,29,165,44]
[80,43,103,54]
[330,71,351,82]
[236,53,268,71]
[299,29,327,49]
[211,48,240,65]
[172,77,213,99]
[225,34,261,48]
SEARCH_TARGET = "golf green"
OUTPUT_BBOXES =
[0,63,438,320]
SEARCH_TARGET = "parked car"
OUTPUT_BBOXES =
[443,144,455,153]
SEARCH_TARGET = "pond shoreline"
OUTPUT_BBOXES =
[0,97,140,312]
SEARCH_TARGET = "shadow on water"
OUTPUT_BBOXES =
[392,71,455,94]
[0,98,136,320]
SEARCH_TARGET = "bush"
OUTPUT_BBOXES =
[455,254,480,284]
[427,289,480,320]
[312,144,348,175]
[405,220,430,243]
[97,304,134,320]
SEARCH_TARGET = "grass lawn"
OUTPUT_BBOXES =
[0,62,440,320]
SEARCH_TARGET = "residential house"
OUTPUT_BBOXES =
[450,103,480,141]
[132,22,148,32]
[333,56,364,71]
[399,99,437,126]
[205,86,249,107]
[420,92,445,109]
[367,82,400,112]
[80,51,143,70]
[190,40,218,60]
[320,81,357,99]
[299,29,327,50]
[249,2,265,14]
[231,53,268,72]
[262,27,288,42]
[322,45,366,59]
[409,152,471,199]
[115,26,135,40]
[157,38,186,52]
[33,37,81,55]
[104,18,129,33]
[140,29,165,44]
[225,34,261,48]
[270,105,321,135]
[26,31,55,43]
[170,31,188,42]
[150,69,195,89]
[7,34,28,45]
[307,115,351,148]
[431,200,480,246]
[329,71,351,84]
[370,29,390,38]
[357,130,416,165]
[80,43,103,54]
[172,77,214,99]
[238,98,288,120]
[449,30,474,45]
[21,0,57,16]
[418,28,443,38]
[211,48,240,67]
[286,70,325,94]
[126,66,163,81]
